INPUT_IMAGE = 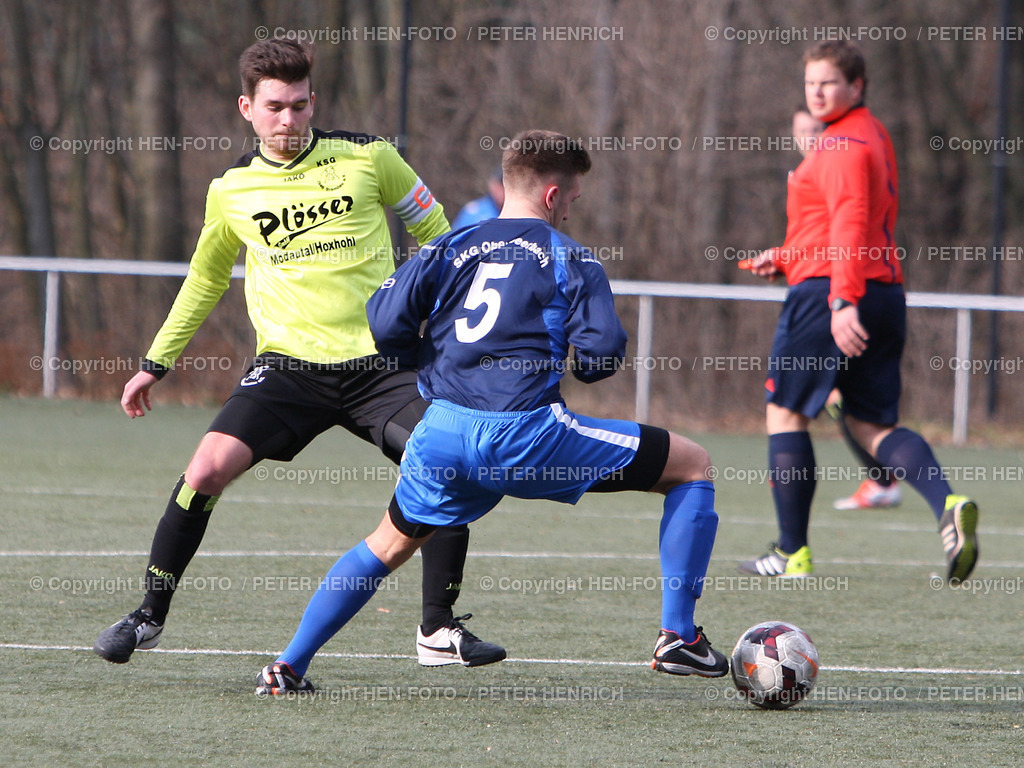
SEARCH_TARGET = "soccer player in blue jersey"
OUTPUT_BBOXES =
[93,39,504,669]
[254,129,728,695]
[451,164,504,230]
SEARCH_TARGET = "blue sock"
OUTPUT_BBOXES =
[659,480,718,643]
[277,540,391,676]
[875,427,952,520]
[769,432,816,554]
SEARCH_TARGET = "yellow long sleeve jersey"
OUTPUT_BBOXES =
[143,129,449,373]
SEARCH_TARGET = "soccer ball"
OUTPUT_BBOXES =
[730,621,819,710]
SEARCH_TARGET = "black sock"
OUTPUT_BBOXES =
[875,428,951,520]
[838,414,894,487]
[419,524,469,635]
[769,432,817,554]
[139,474,218,624]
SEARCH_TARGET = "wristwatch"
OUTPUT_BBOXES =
[830,298,854,311]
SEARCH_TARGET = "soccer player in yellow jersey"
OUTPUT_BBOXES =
[94,39,505,668]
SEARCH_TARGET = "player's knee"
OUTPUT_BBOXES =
[660,434,712,486]
[687,444,713,484]
[183,469,228,496]
[184,458,240,495]
[186,435,252,494]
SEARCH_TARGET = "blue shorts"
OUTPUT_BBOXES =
[766,278,904,425]
[395,400,643,528]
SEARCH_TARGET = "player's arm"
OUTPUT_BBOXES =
[121,370,158,418]
[562,249,627,382]
[821,142,870,356]
[823,141,870,306]
[366,243,445,369]
[372,140,450,245]
[124,182,241,416]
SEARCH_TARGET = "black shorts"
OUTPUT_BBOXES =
[206,353,425,464]
[834,281,905,426]
[766,278,904,425]
[589,424,671,493]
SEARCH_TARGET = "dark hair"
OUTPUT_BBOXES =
[501,130,591,191]
[803,40,868,98]
[239,39,314,98]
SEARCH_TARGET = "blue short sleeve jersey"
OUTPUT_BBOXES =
[366,218,626,412]
[451,194,501,230]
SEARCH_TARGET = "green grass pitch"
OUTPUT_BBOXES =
[2,397,1021,767]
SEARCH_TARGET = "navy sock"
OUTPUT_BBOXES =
[769,432,817,554]
[277,540,391,677]
[659,481,718,643]
[875,427,951,520]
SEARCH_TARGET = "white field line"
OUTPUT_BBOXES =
[0,643,1019,677]
[4,484,1020,565]
[1,549,1023,570]
[6,485,1024,537]
[6,483,1024,536]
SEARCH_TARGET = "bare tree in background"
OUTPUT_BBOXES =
[129,0,184,263]
[0,0,61,375]
[0,0,1019,428]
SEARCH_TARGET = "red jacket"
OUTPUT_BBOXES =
[773,105,902,306]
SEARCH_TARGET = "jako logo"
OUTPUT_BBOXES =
[241,365,271,387]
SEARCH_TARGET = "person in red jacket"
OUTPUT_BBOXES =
[740,41,978,583]
[791,105,903,510]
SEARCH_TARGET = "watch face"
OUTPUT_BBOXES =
[832,299,850,311]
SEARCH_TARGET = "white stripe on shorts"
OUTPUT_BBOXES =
[548,403,640,450]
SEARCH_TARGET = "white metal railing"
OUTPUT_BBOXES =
[0,256,244,401]
[607,280,1024,446]
[3,255,1023,445]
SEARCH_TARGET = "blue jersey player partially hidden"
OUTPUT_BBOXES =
[254,129,728,695]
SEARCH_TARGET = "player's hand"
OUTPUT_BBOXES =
[121,371,158,418]
[831,305,868,357]
[748,248,781,280]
